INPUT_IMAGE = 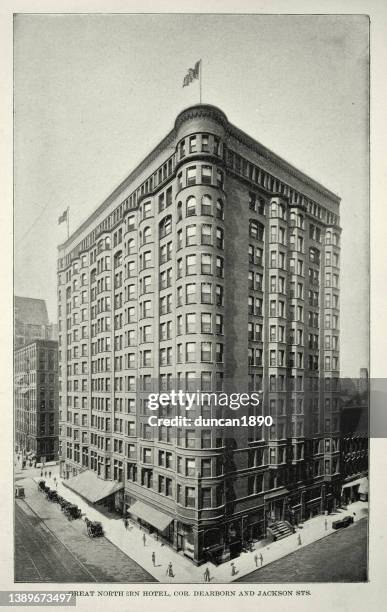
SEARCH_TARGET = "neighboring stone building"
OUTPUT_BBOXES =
[340,370,369,504]
[57,104,342,564]
[14,339,59,461]
[14,296,58,349]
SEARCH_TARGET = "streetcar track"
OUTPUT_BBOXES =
[15,525,44,581]
[15,501,98,582]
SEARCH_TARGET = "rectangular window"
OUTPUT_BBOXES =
[201,253,212,274]
[189,135,197,153]
[216,256,224,278]
[186,487,195,507]
[201,342,212,362]
[186,313,196,333]
[202,165,212,184]
[201,313,212,333]
[186,254,196,275]
[186,166,196,186]
[186,283,196,304]
[201,283,212,304]
[201,488,211,508]
[186,342,196,363]
[201,224,212,245]
[186,225,196,246]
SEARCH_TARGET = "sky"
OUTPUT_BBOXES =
[13,13,369,377]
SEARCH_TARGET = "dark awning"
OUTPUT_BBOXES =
[63,470,123,503]
[129,500,173,531]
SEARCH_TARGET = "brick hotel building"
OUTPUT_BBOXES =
[58,104,341,564]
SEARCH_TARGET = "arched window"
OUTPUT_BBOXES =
[105,236,111,249]
[114,251,122,268]
[143,227,152,245]
[325,231,332,245]
[270,201,277,217]
[186,196,196,217]
[201,194,212,215]
[159,215,172,239]
[127,238,135,255]
[216,199,224,220]
[249,220,264,241]
[278,203,286,220]
[177,201,183,222]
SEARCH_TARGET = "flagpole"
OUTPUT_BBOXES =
[200,60,202,103]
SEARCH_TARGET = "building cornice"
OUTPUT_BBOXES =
[58,128,176,251]
[59,103,340,254]
[226,124,340,204]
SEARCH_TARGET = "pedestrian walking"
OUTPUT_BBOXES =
[152,552,156,567]
[254,553,258,567]
[124,517,129,530]
[324,518,328,531]
[40,471,43,477]
[204,567,211,582]
[142,532,146,547]
[48,471,51,478]
[231,562,237,576]
[44,471,47,478]
[259,553,263,567]
[297,534,302,546]
[166,562,174,577]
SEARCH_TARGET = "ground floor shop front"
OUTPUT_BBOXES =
[124,481,342,566]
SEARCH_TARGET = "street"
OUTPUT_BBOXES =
[15,497,156,583]
[237,518,368,583]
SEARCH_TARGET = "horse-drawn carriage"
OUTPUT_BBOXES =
[64,503,82,520]
[58,497,71,511]
[47,489,59,502]
[15,484,25,499]
[85,517,104,538]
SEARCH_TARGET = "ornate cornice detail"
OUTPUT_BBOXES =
[175,104,228,132]
[226,124,340,204]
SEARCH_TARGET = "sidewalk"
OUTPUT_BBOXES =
[38,474,368,584]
